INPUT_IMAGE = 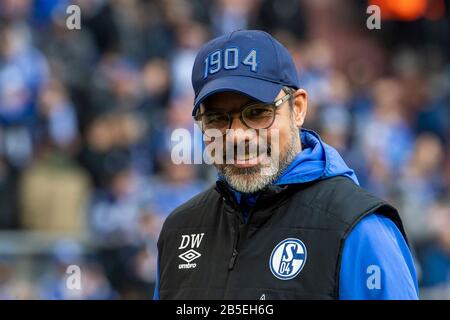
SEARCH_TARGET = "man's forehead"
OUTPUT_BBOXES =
[201,91,256,111]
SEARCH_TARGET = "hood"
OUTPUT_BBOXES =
[274,128,359,186]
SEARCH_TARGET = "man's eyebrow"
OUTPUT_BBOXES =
[201,106,224,112]
[202,97,256,112]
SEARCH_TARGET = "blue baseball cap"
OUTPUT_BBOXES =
[191,30,299,116]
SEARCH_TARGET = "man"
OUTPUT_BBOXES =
[154,30,418,299]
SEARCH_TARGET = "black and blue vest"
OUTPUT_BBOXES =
[156,176,407,299]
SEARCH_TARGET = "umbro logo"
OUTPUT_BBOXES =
[178,233,204,269]
[179,249,201,263]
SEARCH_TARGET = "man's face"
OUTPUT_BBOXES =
[200,89,306,193]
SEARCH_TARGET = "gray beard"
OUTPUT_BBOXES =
[216,126,300,194]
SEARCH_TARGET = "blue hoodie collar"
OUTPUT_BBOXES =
[274,128,359,186]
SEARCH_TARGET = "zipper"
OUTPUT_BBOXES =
[229,249,238,269]
[228,203,256,270]
[223,194,256,298]
[223,202,243,299]
[221,187,286,298]
[228,214,240,270]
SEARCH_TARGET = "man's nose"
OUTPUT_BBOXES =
[229,114,246,131]
[228,114,257,144]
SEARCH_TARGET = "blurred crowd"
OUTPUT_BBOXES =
[0,0,450,299]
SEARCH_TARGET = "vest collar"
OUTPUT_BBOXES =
[215,180,292,225]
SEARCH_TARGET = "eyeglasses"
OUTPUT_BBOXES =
[194,93,292,137]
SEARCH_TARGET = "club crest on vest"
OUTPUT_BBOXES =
[269,238,307,280]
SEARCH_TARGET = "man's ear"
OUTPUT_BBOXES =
[293,89,308,127]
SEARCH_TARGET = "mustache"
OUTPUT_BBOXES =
[221,142,272,161]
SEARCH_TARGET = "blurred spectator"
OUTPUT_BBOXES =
[397,133,446,242]
[0,19,49,167]
[211,0,256,35]
[89,52,142,113]
[0,0,31,20]
[417,199,450,299]
[146,159,208,220]
[0,256,17,299]
[0,158,18,228]
[355,78,415,197]
[19,150,90,233]
[78,0,120,54]
[170,22,208,97]
[138,59,169,129]
[35,7,98,93]
[37,78,79,150]
[78,111,144,187]
[89,160,144,246]
[150,94,203,171]
[255,0,307,39]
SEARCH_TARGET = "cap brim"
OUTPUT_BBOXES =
[192,75,283,116]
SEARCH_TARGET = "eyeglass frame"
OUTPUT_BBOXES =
[193,93,292,136]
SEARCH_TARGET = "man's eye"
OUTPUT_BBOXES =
[204,113,228,124]
[246,107,273,118]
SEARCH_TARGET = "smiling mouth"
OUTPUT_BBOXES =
[235,151,260,161]
[233,152,267,168]
[221,145,272,166]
